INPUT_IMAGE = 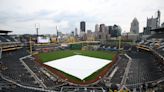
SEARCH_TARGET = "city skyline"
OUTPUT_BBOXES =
[0,0,164,34]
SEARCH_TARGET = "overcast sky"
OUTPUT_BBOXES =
[0,0,164,34]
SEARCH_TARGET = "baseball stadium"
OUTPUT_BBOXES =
[0,27,164,92]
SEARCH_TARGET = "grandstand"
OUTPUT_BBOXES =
[0,30,22,52]
[138,28,164,57]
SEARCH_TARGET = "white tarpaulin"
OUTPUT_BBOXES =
[44,55,112,80]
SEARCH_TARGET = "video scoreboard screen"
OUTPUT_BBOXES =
[37,36,50,43]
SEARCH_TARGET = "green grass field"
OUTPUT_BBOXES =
[38,50,116,83]
[39,50,116,62]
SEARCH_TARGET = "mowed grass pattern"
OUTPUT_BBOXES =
[39,50,116,62]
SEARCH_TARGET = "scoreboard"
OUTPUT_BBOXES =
[37,36,50,43]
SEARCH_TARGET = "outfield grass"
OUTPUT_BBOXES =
[39,50,116,62]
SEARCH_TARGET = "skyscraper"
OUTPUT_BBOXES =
[99,24,105,32]
[130,18,139,34]
[97,24,107,41]
[143,10,161,35]
[80,21,86,32]
[80,21,86,40]
[71,31,74,36]
[95,24,99,32]
[111,24,122,37]
[75,28,78,36]
[108,26,113,34]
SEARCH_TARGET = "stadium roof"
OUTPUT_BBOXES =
[150,27,164,32]
[0,30,12,33]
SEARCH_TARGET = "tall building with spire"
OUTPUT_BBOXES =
[130,18,139,34]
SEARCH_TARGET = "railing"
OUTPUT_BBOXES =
[60,86,105,92]
[121,54,132,86]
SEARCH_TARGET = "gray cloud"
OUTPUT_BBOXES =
[0,0,163,34]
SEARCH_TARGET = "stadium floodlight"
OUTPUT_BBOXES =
[35,23,40,36]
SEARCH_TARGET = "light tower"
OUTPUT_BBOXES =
[35,23,40,37]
